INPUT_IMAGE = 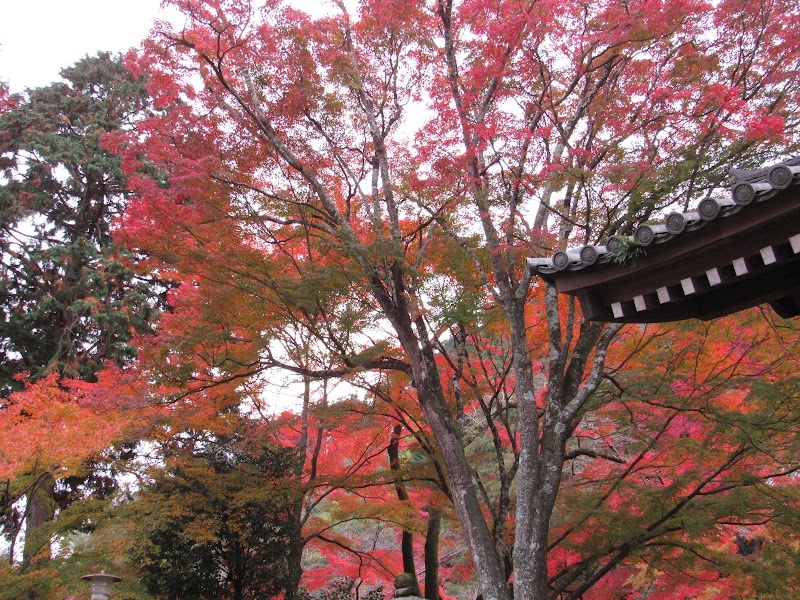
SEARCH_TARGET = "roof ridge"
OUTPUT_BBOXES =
[530,156,800,276]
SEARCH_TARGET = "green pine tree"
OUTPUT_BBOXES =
[0,52,161,395]
[0,53,165,598]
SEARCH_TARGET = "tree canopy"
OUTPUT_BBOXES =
[0,52,160,391]
[2,1,800,599]
[0,53,163,598]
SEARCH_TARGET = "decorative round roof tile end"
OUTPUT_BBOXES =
[698,198,721,220]
[552,251,570,271]
[768,164,794,190]
[732,182,757,205]
[579,245,599,265]
[634,224,656,246]
[665,212,687,234]
[606,236,624,254]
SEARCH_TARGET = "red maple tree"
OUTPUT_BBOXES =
[96,0,800,597]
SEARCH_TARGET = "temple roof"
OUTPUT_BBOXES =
[528,157,800,322]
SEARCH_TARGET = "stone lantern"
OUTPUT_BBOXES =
[81,573,122,600]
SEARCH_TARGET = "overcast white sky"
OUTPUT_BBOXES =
[0,0,170,92]
[0,0,335,93]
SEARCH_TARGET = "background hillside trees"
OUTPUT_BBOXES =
[550,310,800,598]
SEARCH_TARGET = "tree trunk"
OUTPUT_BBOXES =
[285,517,304,600]
[285,371,314,600]
[22,473,54,568]
[424,509,442,600]
[413,348,509,600]
[22,472,55,600]
[511,286,622,599]
[383,302,510,600]
[506,295,549,600]
[388,425,419,589]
